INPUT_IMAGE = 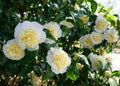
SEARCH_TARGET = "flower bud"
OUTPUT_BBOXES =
[104,70,111,78]
[76,63,84,70]
[79,15,89,24]
[62,0,67,5]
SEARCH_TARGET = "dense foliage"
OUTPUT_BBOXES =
[0,0,120,86]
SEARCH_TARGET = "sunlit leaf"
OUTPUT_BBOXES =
[89,0,97,13]
[109,78,118,86]
[66,69,79,81]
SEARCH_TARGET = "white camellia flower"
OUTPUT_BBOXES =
[60,20,74,28]
[46,47,71,74]
[44,21,62,44]
[79,15,89,24]
[90,31,103,45]
[94,16,108,33]
[104,28,119,43]
[3,39,25,60]
[89,53,107,71]
[14,21,46,51]
[79,34,93,48]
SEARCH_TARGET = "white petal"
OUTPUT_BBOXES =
[27,45,39,51]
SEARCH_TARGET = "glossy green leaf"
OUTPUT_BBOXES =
[77,19,84,29]
[34,65,43,76]
[109,78,118,86]
[20,64,33,77]
[60,25,70,37]
[0,52,8,65]
[112,71,120,77]
[66,69,79,81]
[76,0,84,4]
[46,65,54,78]
[77,54,90,66]
[89,0,97,13]
[98,61,103,72]
[43,29,56,41]
[19,50,37,63]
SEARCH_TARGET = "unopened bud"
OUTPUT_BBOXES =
[62,0,67,5]
[104,70,111,78]
[76,63,84,70]
[79,15,89,24]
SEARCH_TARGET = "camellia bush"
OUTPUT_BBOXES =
[0,0,120,86]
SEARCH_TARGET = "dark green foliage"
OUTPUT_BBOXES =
[0,0,119,86]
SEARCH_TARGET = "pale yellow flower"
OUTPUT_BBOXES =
[102,52,112,63]
[3,39,25,60]
[60,20,74,28]
[46,47,71,74]
[79,34,93,48]
[14,21,46,51]
[44,21,62,44]
[94,16,108,33]
[90,31,103,44]
[89,53,107,70]
[104,29,119,43]
[79,15,89,24]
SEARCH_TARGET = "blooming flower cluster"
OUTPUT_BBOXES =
[1,0,120,85]
[3,20,71,74]
[79,16,119,48]
[3,21,46,60]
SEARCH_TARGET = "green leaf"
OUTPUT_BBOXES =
[34,65,43,76]
[98,61,103,72]
[76,0,84,4]
[0,52,8,65]
[77,54,90,66]
[43,29,56,41]
[82,48,91,56]
[46,65,54,78]
[112,71,120,77]
[77,19,84,29]
[20,64,33,77]
[60,25,69,37]
[109,78,118,86]
[66,69,79,81]
[89,0,97,13]
[19,50,37,63]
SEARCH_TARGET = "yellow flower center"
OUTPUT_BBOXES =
[83,37,93,47]
[7,42,23,58]
[92,33,102,42]
[108,33,115,42]
[93,57,104,69]
[76,63,84,70]
[49,27,55,35]
[80,15,89,23]
[96,19,107,30]
[20,28,39,48]
[52,50,68,69]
